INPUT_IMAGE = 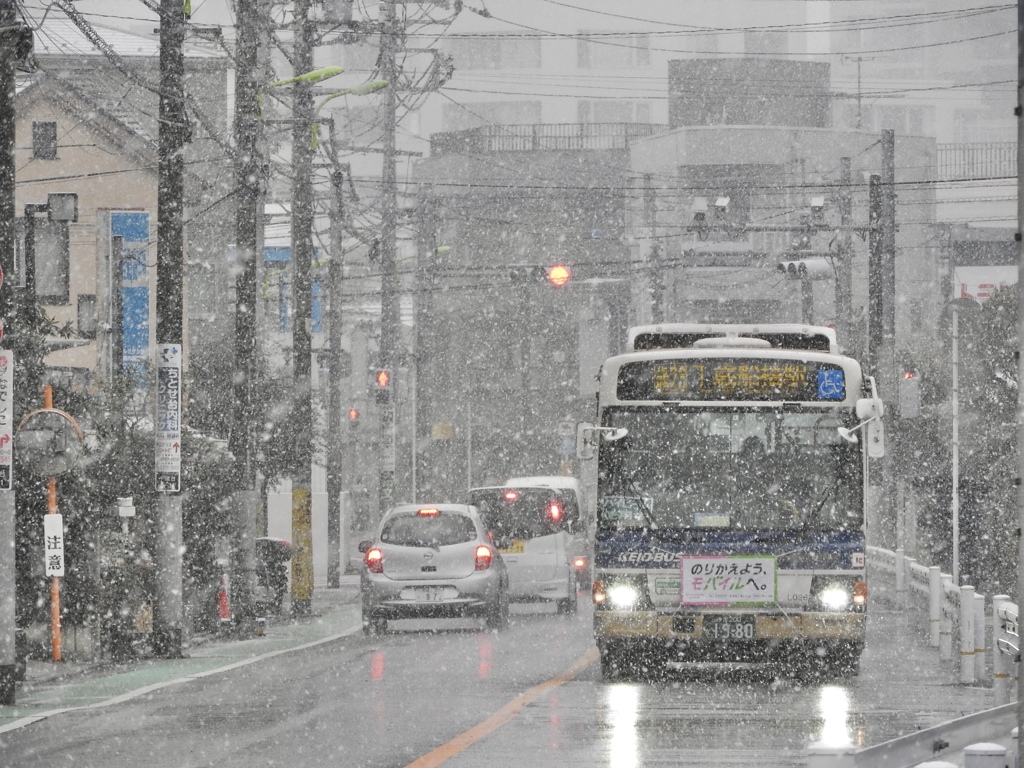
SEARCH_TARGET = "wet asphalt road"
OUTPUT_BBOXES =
[0,598,992,768]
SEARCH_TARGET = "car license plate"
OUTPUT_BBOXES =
[702,613,756,640]
[416,586,446,602]
[499,539,526,554]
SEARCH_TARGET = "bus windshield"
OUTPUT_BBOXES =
[596,407,863,533]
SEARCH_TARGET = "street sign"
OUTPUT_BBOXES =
[156,343,182,492]
[15,407,82,477]
[0,351,12,490]
[43,514,64,577]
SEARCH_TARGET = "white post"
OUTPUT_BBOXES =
[952,305,961,586]
[895,547,906,609]
[940,574,953,661]
[930,566,942,647]
[961,584,976,684]
[993,595,1012,706]
[975,592,987,681]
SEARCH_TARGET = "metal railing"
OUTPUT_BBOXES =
[936,142,1016,181]
[429,123,665,155]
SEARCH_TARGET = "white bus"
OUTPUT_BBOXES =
[577,324,884,679]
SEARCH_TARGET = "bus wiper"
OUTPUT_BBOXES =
[625,476,658,529]
[804,481,838,528]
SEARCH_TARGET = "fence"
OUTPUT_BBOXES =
[867,546,989,688]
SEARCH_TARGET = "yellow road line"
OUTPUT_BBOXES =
[404,646,599,768]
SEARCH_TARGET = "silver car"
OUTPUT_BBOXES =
[359,504,510,635]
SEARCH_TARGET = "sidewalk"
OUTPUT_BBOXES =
[1,578,361,731]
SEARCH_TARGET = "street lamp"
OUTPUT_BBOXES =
[945,296,981,585]
[310,80,388,149]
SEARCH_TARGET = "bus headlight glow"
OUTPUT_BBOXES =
[608,584,640,610]
[818,586,851,611]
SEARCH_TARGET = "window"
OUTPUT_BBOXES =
[743,30,788,55]
[32,121,57,160]
[578,100,651,124]
[78,294,97,338]
[441,101,542,131]
[20,218,70,305]
[446,35,541,70]
[578,32,650,69]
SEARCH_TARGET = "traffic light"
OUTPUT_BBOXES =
[776,258,832,279]
[898,370,920,419]
[370,368,392,404]
[509,264,572,287]
[347,407,360,428]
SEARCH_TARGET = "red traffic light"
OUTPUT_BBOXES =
[547,264,571,287]
[374,369,391,389]
[347,408,360,421]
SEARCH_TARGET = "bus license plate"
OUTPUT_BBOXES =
[702,614,756,640]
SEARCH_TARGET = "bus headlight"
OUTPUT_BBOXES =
[607,584,640,609]
[593,575,651,611]
[811,577,866,613]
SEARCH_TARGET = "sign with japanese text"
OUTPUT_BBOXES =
[0,350,12,490]
[156,343,182,492]
[679,555,776,606]
[43,513,65,577]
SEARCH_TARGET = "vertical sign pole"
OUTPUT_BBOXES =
[43,386,61,662]
[0,351,14,703]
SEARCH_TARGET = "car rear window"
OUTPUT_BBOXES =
[380,512,477,548]
[471,488,561,539]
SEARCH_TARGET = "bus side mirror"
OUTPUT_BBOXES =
[577,422,598,460]
[866,419,885,459]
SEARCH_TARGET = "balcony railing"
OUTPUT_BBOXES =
[936,142,1016,181]
[430,123,665,155]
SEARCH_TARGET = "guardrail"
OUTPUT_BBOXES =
[992,596,1018,706]
[867,546,987,686]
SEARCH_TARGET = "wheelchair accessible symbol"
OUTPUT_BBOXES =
[816,369,845,400]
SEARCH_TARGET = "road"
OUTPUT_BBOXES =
[0,596,993,768]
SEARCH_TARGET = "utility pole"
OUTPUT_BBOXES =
[153,0,187,658]
[0,0,18,706]
[230,0,266,625]
[877,129,898,550]
[643,174,663,323]
[836,157,853,352]
[327,160,346,587]
[378,0,399,515]
[1014,0,1024,745]
[290,0,315,616]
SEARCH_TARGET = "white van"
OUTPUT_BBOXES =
[505,475,592,586]
[469,484,578,614]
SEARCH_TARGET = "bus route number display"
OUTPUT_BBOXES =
[617,358,846,401]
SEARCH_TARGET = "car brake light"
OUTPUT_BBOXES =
[592,579,606,604]
[573,556,587,570]
[417,507,440,517]
[853,580,867,606]
[475,545,493,570]
[503,489,519,502]
[365,547,384,573]
[547,501,563,523]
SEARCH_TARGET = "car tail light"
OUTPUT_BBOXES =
[853,580,867,607]
[592,579,606,604]
[365,547,384,573]
[417,507,440,517]
[547,501,563,523]
[475,545,493,571]
[573,556,587,570]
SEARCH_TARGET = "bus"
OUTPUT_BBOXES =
[576,323,884,679]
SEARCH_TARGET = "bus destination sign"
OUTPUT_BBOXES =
[617,358,846,402]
